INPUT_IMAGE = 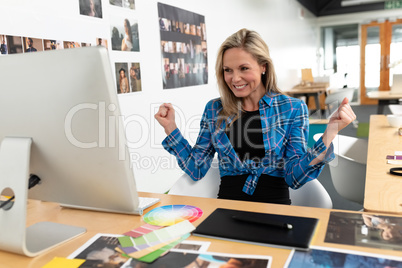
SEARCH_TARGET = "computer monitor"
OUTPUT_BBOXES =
[0,47,150,256]
[391,74,402,94]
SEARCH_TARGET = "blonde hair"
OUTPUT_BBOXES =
[215,29,281,124]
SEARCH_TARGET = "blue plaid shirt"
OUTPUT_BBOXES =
[162,93,334,195]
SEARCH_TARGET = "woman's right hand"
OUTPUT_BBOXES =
[154,103,177,135]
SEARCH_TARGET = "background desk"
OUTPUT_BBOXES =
[366,91,402,114]
[1,192,401,268]
[364,115,402,214]
[284,85,327,117]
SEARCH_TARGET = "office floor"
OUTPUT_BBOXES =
[312,104,393,211]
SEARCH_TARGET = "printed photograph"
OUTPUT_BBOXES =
[63,41,81,49]
[169,240,211,253]
[43,39,64,50]
[325,212,402,251]
[81,42,92,47]
[115,62,129,94]
[5,35,23,54]
[70,235,129,268]
[115,62,142,94]
[128,251,271,268]
[110,0,135,9]
[79,0,103,18]
[96,37,108,48]
[109,0,121,6]
[1,35,8,55]
[70,234,267,268]
[23,37,43,53]
[129,62,142,92]
[286,247,402,268]
[110,16,139,52]
[158,2,208,89]
[159,18,171,31]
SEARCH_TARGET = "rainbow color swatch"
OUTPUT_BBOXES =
[143,205,203,226]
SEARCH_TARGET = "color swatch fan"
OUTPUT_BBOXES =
[143,205,203,226]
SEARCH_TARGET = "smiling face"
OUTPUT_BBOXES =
[222,47,266,101]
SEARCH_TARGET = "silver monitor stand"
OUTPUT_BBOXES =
[0,137,86,257]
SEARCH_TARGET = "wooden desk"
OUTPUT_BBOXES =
[284,84,327,117]
[1,192,401,268]
[366,91,402,114]
[364,115,402,214]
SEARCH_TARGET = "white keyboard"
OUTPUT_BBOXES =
[134,197,160,215]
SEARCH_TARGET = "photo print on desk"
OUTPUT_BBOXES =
[129,251,271,268]
[115,62,142,94]
[158,2,208,89]
[110,14,140,52]
[69,234,130,268]
[325,211,402,251]
[286,246,402,268]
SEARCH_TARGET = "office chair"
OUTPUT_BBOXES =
[168,158,333,209]
[314,133,367,205]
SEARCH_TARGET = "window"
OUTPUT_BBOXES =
[321,24,359,101]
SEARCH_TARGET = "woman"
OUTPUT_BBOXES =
[119,68,129,94]
[155,29,356,204]
[121,19,133,51]
[82,0,97,17]
[362,214,402,242]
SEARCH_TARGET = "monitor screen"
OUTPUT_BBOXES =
[0,47,140,214]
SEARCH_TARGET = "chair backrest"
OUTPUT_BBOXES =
[313,133,368,204]
[391,74,402,94]
[289,180,332,209]
[325,88,355,106]
[168,159,220,199]
[168,158,332,208]
[329,155,366,204]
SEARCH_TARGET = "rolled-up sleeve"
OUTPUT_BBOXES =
[283,102,335,189]
[162,102,216,181]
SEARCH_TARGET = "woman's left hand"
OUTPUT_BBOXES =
[325,97,357,141]
[310,97,356,165]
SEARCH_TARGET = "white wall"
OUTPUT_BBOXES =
[0,0,318,193]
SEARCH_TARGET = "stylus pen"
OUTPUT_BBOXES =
[232,215,293,230]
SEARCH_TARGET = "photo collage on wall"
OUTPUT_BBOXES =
[1,1,208,93]
[109,0,142,94]
[1,0,142,95]
[158,2,208,89]
[0,34,107,54]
